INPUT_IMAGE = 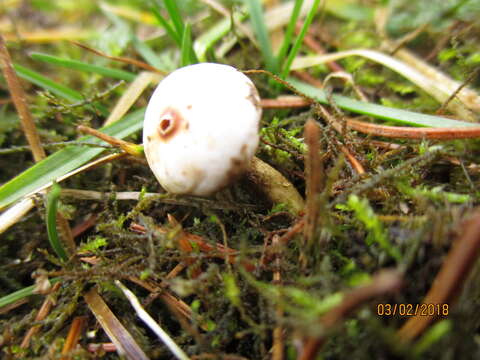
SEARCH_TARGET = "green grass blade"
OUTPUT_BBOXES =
[181,23,198,66]
[150,1,181,45]
[276,0,304,65]
[0,108,145,210]
[46,183,68,262]
[132,36,167,71]
[163,0,185,39]
[194,11,248,62]
[14,64,108,115]
[14,63,82,102]
[0,277,62,308]
[325,1,373,21]
[288,78,477,128]
[281,0,322,78]
[246,0,278,73]
[30,53,136,81]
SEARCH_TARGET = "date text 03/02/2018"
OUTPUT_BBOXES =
[376,303,449,317]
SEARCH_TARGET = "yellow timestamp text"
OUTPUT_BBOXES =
[377,303,449,317]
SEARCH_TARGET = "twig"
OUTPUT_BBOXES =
[291,70,323,88]
[71,213,97,238]
[77,125,143,156]
[71,40,165,74]
[260,96,312,108]
[279,219,305,247]
[262,219,305,267]
[61,189,258,210]
[339,145,365,175]
[61,316,87,360]
[0,35,45,162]
[56,212,77,257]
[129,220,255,272]
[345,119,480,140]
[303,119,323,247]
[165,262,189,280]
[20,282,61,349]
[271,235,284,360]
[87,343,116,353]
[368,140,403,150]
[0,298,29,315]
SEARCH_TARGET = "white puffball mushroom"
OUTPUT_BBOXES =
[143,63,262,196]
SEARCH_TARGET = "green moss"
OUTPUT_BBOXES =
[2,1,480,358]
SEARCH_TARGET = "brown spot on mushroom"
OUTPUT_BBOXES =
[157,107,184,142]
[147,136,152,141]
[187,104,192,110]
[160,118,171,132]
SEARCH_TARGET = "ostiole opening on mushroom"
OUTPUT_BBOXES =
[156,108,185,141]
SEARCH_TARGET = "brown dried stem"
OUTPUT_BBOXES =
[61,316,87,360]
[303,119,324,247]
[0,35,46,162]
[339,145,365,175]
[20,282,61,349]
[77,125,143,156]
[271,235,284,360]
[56,214,77,257]
[262,219,305,266]
[291,70,323,87]
[71,40,165,74]
[260,96,312,109]
[345,119,480,140]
